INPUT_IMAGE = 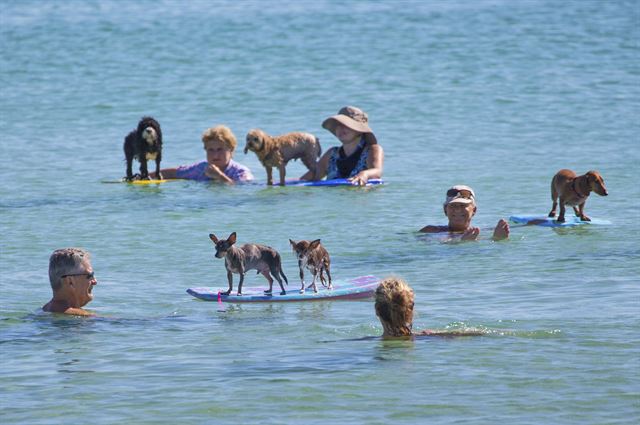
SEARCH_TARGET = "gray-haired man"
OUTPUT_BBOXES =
[43,248,97,316]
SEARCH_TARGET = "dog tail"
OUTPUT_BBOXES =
[275,253,288,286]
[315,136,322,158]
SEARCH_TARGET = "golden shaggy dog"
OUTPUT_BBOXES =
[244,129,321,185]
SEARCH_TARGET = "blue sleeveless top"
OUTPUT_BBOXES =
[326,138,370,179]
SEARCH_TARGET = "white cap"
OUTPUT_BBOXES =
[444,185,476,206]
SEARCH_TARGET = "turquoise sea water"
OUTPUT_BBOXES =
[1,1,639,423]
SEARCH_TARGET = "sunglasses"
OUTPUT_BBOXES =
[447,188,474,199]
[61,271,95,280]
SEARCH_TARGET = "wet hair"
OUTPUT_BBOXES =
[374,277,415,337]
[202,125,237,151]
[48,248,90,291]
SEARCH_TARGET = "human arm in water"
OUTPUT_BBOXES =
[348,144,384,186]
[299,144,384,184]
[418,219,509,241]
[150,164,234,184]
[149,168,178,179]
[460,220,510,241]
[300,147,333,181]
[203,163,234,184]
[415,329,485,337]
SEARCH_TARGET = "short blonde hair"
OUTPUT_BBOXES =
[375,277,414,337]
[202,125,237,151]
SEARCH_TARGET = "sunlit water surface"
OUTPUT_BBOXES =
[1,1,638,424]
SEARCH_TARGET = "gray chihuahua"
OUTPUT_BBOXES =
[209,232,288,296]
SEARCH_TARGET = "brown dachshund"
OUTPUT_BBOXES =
[548,169,608,222]
[244,129,321,186]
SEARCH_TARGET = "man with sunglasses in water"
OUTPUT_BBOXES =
[43,248,98,316]
[419,185,510,241]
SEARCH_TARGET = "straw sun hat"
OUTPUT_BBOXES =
[321,106,378,145]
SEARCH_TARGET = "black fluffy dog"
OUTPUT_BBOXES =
[123,116,163,181]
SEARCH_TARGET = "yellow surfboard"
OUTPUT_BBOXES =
[128,179,177,185]
[101,179,182,185]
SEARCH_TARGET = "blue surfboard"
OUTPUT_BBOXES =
[187,275,379,303]
[280,178,384,187]
[509,214,611,227]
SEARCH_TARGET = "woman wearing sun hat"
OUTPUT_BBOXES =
[300,106,384,186]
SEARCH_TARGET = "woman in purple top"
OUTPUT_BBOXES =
[152,125,253,184]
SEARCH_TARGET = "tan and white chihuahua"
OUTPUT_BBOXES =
[289,239,332,294]
[210,232,287,296]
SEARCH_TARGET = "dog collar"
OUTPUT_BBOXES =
[571,179,585,198]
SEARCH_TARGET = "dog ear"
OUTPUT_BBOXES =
[254,131,264,147]
[209,234,218,243]
[228,232,237,245]
[309,239,321,249]
[586,170,602,184]
[289,239,296,247]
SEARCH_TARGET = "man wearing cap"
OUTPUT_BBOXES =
[419,185,510,241]
[43,248,98,316]
[301,106,384,186]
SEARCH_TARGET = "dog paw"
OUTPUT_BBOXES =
[557,217,565,223]
[580,216,591,221]
[263,290,272,295]
[299,289,305,294]
[280,291,286,295]
[222,291,231,296]
[236,292,242,296]
[548,212,555,218]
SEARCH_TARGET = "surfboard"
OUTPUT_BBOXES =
[101,178,382,186]
[101,178,182,185]
[187,275,379,303]
[280,178,384,187]
[509,214,611,227]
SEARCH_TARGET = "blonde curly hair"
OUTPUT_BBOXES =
[202,125,237,151]
[375,277,415,337]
